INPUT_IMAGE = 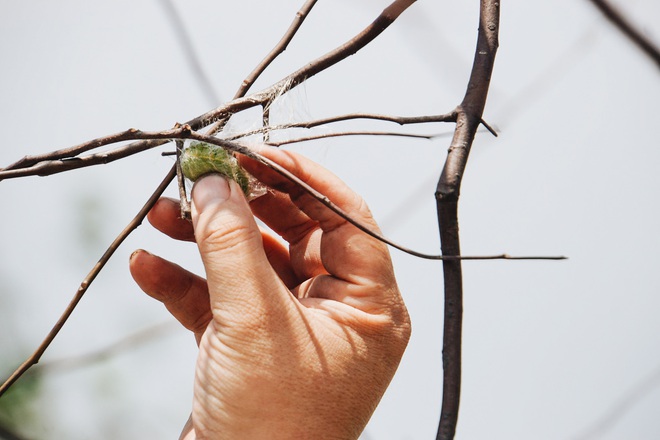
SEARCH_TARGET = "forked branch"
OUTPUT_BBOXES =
[234,0,320,99]
[2,0,417,174]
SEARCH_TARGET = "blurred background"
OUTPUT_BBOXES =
[0,0,659,438]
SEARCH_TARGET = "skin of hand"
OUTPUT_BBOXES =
[129,147,411,440]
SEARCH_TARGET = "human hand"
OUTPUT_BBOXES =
[129,147,411,440]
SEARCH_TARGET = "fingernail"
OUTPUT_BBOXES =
[129,249,151,262]
[191,174,231,212]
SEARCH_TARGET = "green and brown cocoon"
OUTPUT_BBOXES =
[180,142,251,195]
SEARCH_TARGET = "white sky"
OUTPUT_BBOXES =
[1,1,659,439]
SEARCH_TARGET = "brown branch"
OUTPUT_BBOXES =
[262,0,417,95]
[1,130,162,172]
[234,0,319,99]
[266,0,415,93]
[223,111,498,142]
[0,0,415,180]
[208,0,319,137]
[206,0,418,135]
[0,129,177,180]
[0,165,177,397]
[434,1,500,439]
[587,0,660,69]
[223,111,459,140]
[3,0,417,176]
[0,92,265,174]
[0,111,484,181]
[287,111,458,129]
[272,0,417,92]
[479,118,498,137]
[264,130,449,147]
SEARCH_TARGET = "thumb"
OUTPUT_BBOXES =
[191,174,279,315]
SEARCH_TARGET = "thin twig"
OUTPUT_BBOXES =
[294,111,458,128]
[479,118,498,137]
[206,0,418,135]
[234,0,320,99]
[264,130,451,147]
[224,112,500,142]
[587,0,660,69]
[0,165,177,397]
[208,0,320,138]
[275,0,417,91]
[0,129,175,180]
[223,111,459,140]
[1,130,162,173]
[435,1,500,439]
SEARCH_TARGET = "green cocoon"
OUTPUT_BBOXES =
[180,142,250,195]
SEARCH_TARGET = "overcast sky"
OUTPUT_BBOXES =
[1,1,659,439]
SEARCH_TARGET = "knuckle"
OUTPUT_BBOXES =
[196,213,261,252]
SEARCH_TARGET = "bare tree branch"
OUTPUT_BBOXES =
[587,0,660,69]
[264,130,450,147]
[3,0,418,176]
[206,0,418,135]
[1,130,162,173]
[222,111,459,140]
[211,0,320,139]
[234,0,319,99]
[294,111,458,128]
[0,165,177,397]
[276,0,417,92]
[435,1,500,439]
[0,110,487,181]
